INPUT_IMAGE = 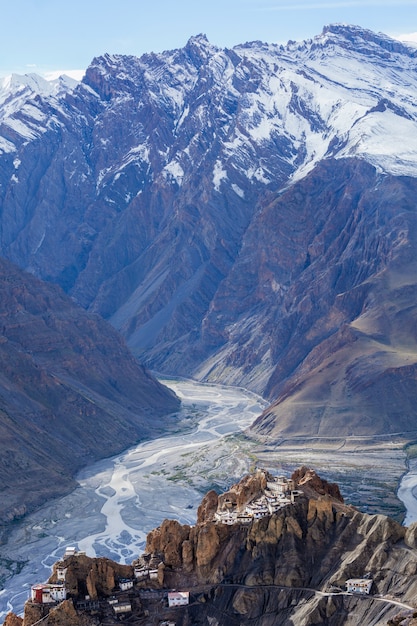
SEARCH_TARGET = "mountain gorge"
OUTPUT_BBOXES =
[2,24,417,440]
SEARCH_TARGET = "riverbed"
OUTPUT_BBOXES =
[0,378,413,620]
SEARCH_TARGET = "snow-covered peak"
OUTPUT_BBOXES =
[0,72,80,151]
[2,25,417,179]
[185,33,216,53]
[0,72,79,100]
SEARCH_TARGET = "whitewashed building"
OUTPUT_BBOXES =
[56,566,67,581]
[168,591,190,607]
[134,567,149,579]
[119,578,134,591]
[113,601,132,614]
[63,547,77,558]
[31,583,67,604]
[346,579,372,594]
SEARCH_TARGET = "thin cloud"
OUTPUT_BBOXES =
[43,69,85,81]
[396,31,417,44]
[255,0,417,9]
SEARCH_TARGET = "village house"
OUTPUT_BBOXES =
[63,547,77,558]
[267,476,296,494]
[134,566,149,579]
[168,591,190,607]
[346,578,373,594]
[63,546,86,559]
[113,601,132,614]
[31,583,67,604]
[56,566,67,581]
[119,578,134,591]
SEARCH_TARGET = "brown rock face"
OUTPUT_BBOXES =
[145,519,191,569]
[196,490,218,524]
[144,469,396,589]
[51,555,133,599]
[2,613,22,626]
[0,257,179,528]
[41,600,79,626]
[292,466,344,502]
[7,468,417,625]
[138,470,417,623]
[217,471,267,513]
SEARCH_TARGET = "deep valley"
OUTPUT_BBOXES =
[2,21,417,625]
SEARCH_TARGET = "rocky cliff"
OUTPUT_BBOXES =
[5,468,417,625]
[2,26,417,439]
[0,256,179,529]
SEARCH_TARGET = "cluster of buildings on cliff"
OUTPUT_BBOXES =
[29,547,77,604]
[215,471,303,525]
[29,546,190,616]
[27,469,374,622]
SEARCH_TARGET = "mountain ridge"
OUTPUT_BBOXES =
[2,24,417,438]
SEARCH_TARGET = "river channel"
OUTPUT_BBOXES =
[0,377,415,620]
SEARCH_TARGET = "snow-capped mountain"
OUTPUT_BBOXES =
[2,24,417,437]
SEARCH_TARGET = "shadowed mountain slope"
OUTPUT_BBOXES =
[246,158,417,439]
[0,257,179,526]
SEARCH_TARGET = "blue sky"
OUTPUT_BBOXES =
[1,0,417,78]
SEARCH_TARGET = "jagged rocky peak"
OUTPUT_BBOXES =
[196,466,344,526]
[83,52,145,99]
[184,33,218,64]
[320,22,417,56]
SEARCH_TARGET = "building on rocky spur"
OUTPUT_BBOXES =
[215,468,302,524]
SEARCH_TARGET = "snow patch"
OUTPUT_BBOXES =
[213,160,228,191]
[0,137,16,154]
[231,183,245,198]
[163,160,184,185]
[3,117,42,140]
[339,109,417,176]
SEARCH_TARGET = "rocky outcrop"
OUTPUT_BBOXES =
[20,599,96,626]
[291,466,344,502]
[6,468,417,625]
[2,614,22,626]
[389,611,417,626]
[0,257,179,530]
[143,471,408,594]
[50,555,133,600]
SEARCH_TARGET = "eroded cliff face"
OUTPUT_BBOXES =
[6,468,417,625]
[142,471,417,624]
